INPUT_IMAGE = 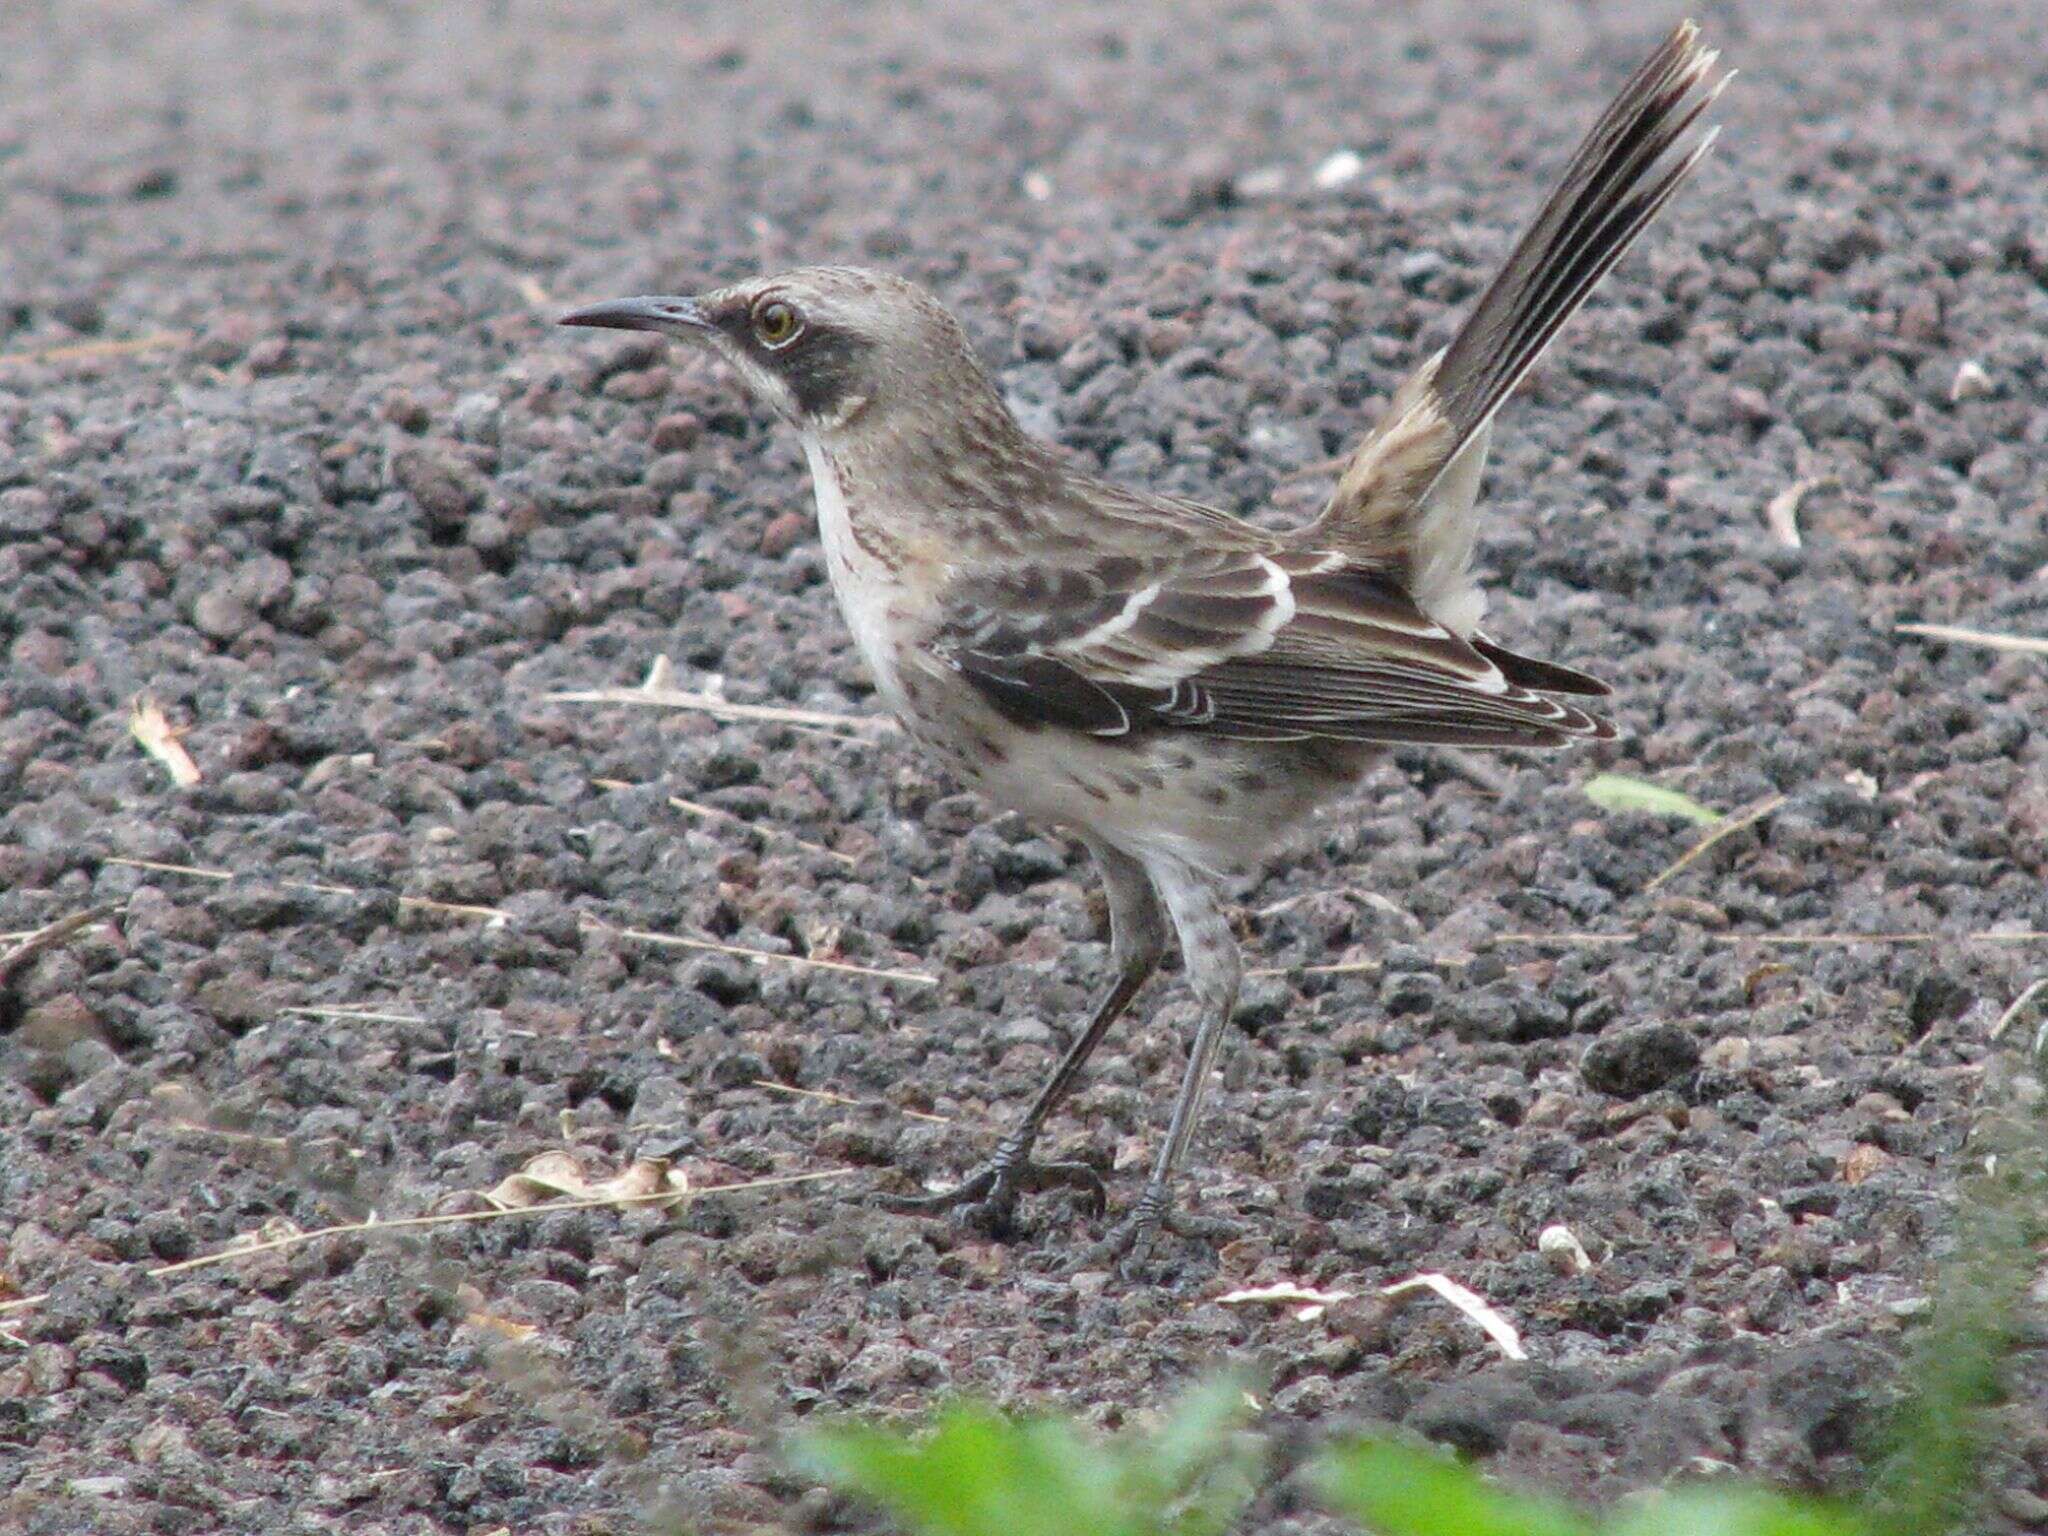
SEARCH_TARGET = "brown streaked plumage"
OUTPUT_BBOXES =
[561,21,1730,1275]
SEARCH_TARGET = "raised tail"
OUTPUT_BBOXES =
[1432,20,1727,450]
[1313,21,1729,626]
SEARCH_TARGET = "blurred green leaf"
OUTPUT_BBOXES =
[796,1405,1130,1536]
[794,1382,1259,1536]
[1583,773,1723,826]
[1859,1049,2048,1536]
[1313,1439,1592,1536]
[1116,1376,1262,1536]
[1606,1487,1868,1536]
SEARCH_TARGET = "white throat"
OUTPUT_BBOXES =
[802,434,909,709]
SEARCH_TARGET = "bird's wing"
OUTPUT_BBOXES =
[930,546,1614,748]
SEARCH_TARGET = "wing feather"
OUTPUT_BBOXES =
[931,544,1614,749]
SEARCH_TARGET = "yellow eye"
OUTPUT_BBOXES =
[753,300,801,347]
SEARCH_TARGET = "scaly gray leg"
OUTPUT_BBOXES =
[1096,854,1243,1272]
[881,839,1167,1231]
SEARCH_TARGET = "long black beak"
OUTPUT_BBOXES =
[557,295,713,335]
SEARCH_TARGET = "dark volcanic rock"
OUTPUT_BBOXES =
[1580,1022,1703,1098]
[3,1,2045,1532]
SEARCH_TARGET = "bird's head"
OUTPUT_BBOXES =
[560,265,1002,445]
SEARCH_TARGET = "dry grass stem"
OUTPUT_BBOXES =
[1490,929,2048,950]
[0,330,189,368]
[1990,979,2048,1042]
[1895,622,2048,656]
[104,856,504,920]
[750,1078,952,1124]
[145,1168,853,1281]
[667,793,859,866]
[548,656,891,733]
[281,1005,429,1025]
[0,907,110,986]
[106,856,935,987]
[1643,793,1787,893]
[600,920,937,986]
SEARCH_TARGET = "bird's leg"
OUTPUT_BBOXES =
[1096,857,1243,1273]
[880,842,1166,1232]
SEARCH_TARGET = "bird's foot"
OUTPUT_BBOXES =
[877,1137,1105,1235]
[1087,1185,1244,1283]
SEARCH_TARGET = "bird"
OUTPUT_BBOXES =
[561,21,1729,1269]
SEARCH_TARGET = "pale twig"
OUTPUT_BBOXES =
[1643,793,1786,893]
[107,856,933,988]
[1895,622,2048,656]
[1489,932,1635,947]
[1764,476,1830,548]
[1249,958,1388,979]
[166,1121,291,1152]
[0,330,189,368]
[1989,979,2048,1042]
[0,907,110,986]
[546,684,883,734]
[547,655,889,734]
[145,1169,852,1280]
[591,776,861,865]
[750,1078,952,1124]
[596,919,936,987]
[1489,928,2048,949]
[104,857,505,922]
[280,1005,427,1026]
[1725,932,2048,947]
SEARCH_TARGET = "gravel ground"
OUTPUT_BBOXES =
[4,0,2047,1531]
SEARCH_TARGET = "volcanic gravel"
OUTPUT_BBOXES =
[5,1,2048,1531]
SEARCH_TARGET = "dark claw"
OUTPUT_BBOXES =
[1088,1194,1244,1283]
[1090,1211,1162,1280]
[877,1157,1107,1230]
[875,1167,997,1215]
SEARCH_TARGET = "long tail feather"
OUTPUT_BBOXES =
[1310,20,1729,626]
[1432,20,1729,454]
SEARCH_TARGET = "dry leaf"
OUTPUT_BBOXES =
[223,1217,304,1252]
[130,695,201,787]
[1949,359,1993,402]
[1583,773,1722,827]
[1764,477,1827,549]
[1222,1271,1527,1360]
[1379,1272,1528,1360]
[1840,1144,1892,1185]
[1538,1225,1593,1274]
[478,1151,689,1212]
[464,1311,539,1341]
[1217,1280,1357,1322]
